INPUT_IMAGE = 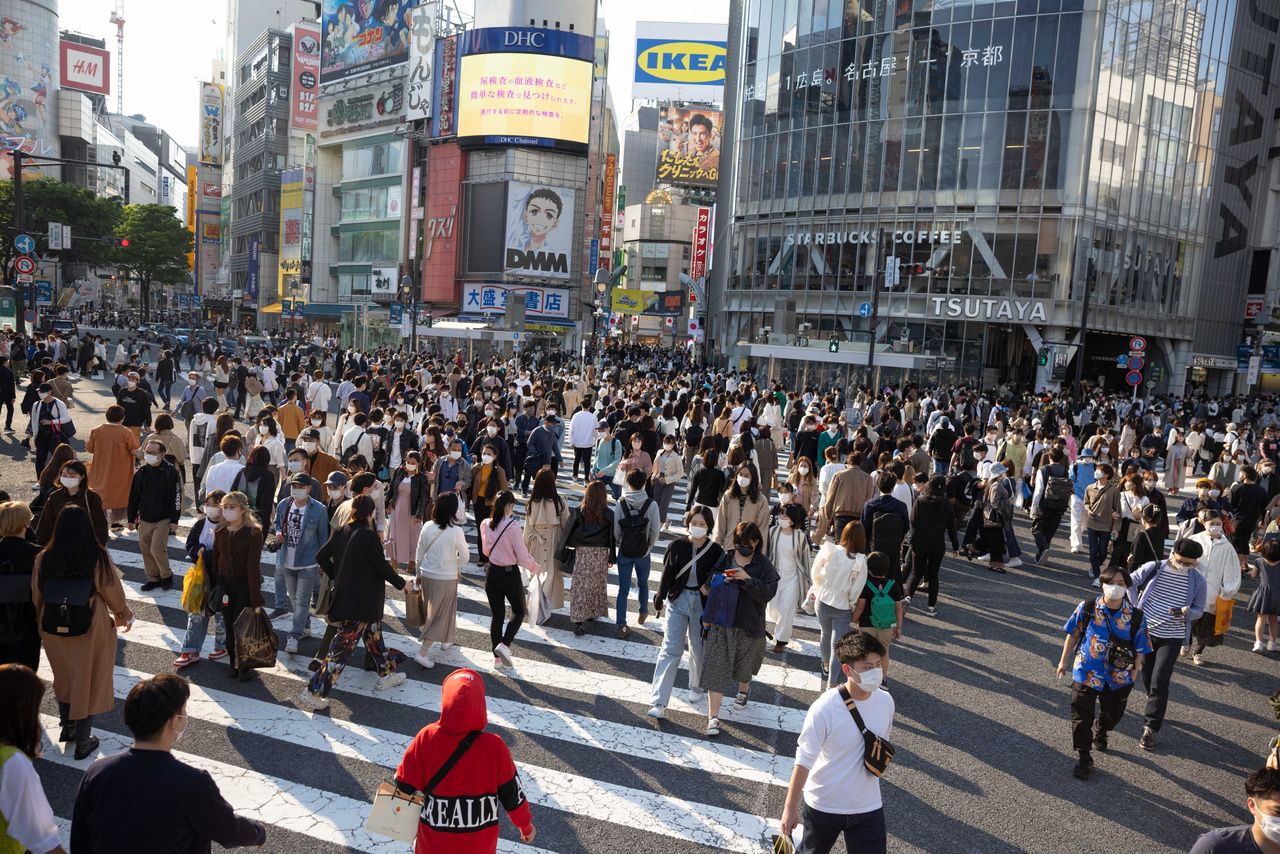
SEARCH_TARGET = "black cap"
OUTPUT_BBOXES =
[1172,539,1203,560]
[289,473,315,487]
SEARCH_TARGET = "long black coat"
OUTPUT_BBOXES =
[317,524,405,623]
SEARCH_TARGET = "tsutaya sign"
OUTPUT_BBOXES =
[786,225,967,247]
[928,296,1049,322]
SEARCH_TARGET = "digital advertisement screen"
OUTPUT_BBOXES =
[504,182,576,280]
[656,104,722,187]
[320,0,416,83]
[456,54,592,150]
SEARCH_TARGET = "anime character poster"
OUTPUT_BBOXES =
[504,181,575,281]
[0,11,59,179]
[320,0,416,83]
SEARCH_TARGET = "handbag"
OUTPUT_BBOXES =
[366,730,481,842]
[232,606,278,671]
[1214,595,1235,635]
[837,684,896,777]
[181,555,207,615]
[404,581,427,629]
[771,831,797,854]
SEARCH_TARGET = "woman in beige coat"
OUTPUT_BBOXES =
[524,467,571,613]
[714,464,772,550]
[31,505,132,759]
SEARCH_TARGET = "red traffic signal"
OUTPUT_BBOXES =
[120,238,129,248]
[110,237,129,248]
[911,263,926,275]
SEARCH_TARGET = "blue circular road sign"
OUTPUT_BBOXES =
[1125,370,1143,386]
[13,234,33,254]
[858,302,872,318]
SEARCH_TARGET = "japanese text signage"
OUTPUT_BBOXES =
[656,104,721,187]
[320,0,416,83]
[463,283,570,319]
[199,82,224,166]
[405,0,439,122]
[691,206,711,280]
[432,35,458,138]
[601,153,617,254]
[291,24,321,133]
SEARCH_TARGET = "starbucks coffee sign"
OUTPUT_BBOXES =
[928,296,1049,322]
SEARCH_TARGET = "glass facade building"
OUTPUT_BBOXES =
[713,0,1280,393]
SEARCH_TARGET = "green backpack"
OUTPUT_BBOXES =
[869,579,897,629]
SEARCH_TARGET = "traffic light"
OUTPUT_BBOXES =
[828,337,839,353]
[1038,347,1050,366]
[109,237,129,248]
[910,263,927,275]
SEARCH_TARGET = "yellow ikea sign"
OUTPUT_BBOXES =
[635,39,727,86]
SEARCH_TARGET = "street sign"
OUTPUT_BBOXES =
[48,221,62,251]
[34,281,51,306]
[1125,370,1143,387]
[13,256,35,275]
[1128,336,1146,352]
[1126,355,1145,373]
[13,234,34,254]
[15,274,32,283]
[1116,354,1129,367]
[858,302,872,319]
[191,296,203,308]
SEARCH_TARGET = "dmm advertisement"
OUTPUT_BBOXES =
[504,181,575,280]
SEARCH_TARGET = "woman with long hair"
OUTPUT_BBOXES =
[387,450,431,574]
[0,664,66,854]
[297,495,407,709]
[904,476,960,617]
[787,454,819,521]
[524,466,570,617]
[480,491,542,668]
[33,506,133,759]
[562,480,615,635]
[714,464,771,550]
[210,491,265,681]
[30,442,76,518]
[413,491,470,668]
[807,519,868,685]
[34,460,108,546]
[231,446,277,528]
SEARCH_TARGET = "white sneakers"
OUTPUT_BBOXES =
[1192,654,1204,666]
[494,643,515,667]
[1254,640,1266,653]
[646,706,665,719]
[295,690,329,710]
[414,651,434,669]
[1271,640,1279,652]
[285,637,299,655]
[1005,558,1023,568]
[376,671,407,691]
[1091,577,1101,588]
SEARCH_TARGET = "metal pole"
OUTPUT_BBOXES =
[866,246,883,387]
[12,151,27,335]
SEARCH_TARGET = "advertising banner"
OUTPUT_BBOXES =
[656,104,721,187]
[278,169,304,300]
[199,82,224,165]
[405,0,438,122]
[292,23,321,132]
[321,80,404,138]
[59,40,110,96]
[1237,344,1280,374]
[462,283,569,319]
[186,166,197,232]
[456,54,592,148]
[245,234,260,302]
[431,34,458,138]
[611,288,683,316]
[504,182,575,280]
[691,206,710,279]
[372,267,397,295]
[633,22,727,100]
[422,141,462,302]
[320,0,416,83]
[196,218,221,294]
[601,153,617,253]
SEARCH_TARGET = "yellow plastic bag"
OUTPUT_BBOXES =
[1214,595,1234,636]
[182,555,207,615]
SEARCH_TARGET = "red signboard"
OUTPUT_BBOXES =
[291,24,321,132]
[690,206,711,280]
[421,140,464,305]
[1245,296,1265,320]
[60,40,111,96]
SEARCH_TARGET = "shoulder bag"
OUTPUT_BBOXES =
[367,730,482,842]
[836,684,896,777]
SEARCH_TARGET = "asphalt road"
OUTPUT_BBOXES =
[4,371,1276,854]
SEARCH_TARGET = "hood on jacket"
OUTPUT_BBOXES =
[621,489,650,509]
[438,668,488,733]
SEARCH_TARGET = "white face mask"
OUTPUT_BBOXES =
[300,441,317,453]
[204,506,221,520]
[688,524,708,540]
[1209,489,1221,498]
[1254,803,1280,844]
[547,409,556,416]
[481,453,495,465]
[60,476,81,489]
[311,418,323,426]
[1205,523,1223,537]
[395,421,406,431]
[778,517,792,530]
[486,426,498,437]
[188,378,198,386]
[258,426,270,436]
[405,463,418,472]
[1094,472,1107,482]
[1102,584,1127,602]
[797,465,809,475]
[222,508,241,522]
[779,492,793,504]
[328,488,345,500]
[853,666,884,692]
[172,714,188,745]
[127,382,137,389]
[144,453,160,466]
[736,475,752,489]
[288,460,304,472]
[448,450,462,461]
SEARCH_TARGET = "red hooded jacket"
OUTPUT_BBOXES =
[395,669,533,854]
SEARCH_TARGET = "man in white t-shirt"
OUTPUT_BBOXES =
[781,630,894,854]
[305,370,332,416]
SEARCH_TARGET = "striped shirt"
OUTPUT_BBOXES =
[1142,564,1190,640]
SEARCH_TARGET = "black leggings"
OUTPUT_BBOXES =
[573,446,593,479]
[905,549,943,607]
[485,564,525,650]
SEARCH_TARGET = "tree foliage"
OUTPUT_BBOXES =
[0,178,124,288]
[115,204,193,320]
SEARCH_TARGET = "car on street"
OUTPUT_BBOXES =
[172,327,193,345]
[39,317,79,337]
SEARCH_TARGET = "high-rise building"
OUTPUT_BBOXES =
[711,0,1280,395]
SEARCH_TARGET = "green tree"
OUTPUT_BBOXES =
[0,178,124,289]
[115,204,193,321]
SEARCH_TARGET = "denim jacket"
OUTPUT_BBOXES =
[272,496,330,570]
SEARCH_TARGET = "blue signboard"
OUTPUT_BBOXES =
[34,280,52,306]
[389,303,403,324]
[177,295,190,309]
[460,27,594,60]
[589,239,599,277]
[13,234,34,254]
[1237,344,1280,373]
[191,296,203,309]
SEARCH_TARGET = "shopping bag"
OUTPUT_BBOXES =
[527,570,554,626]
[365,780,422,842]
[1214,595,1235,635]
[232,607,279,671]
[313,577,335,619]
[404,581,427,629]
[181,555,207,615]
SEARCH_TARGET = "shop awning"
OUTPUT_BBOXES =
[261,302,284,314]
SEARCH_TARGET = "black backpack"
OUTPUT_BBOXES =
[871,509,906,557]
[618,499,654,558]
[685,421,704,448]
[340,430,367,467]
[1041,467,1073,512]
[40,575,94,637]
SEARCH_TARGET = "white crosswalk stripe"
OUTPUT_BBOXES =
[34,448,822,852]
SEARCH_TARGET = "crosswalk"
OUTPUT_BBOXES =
[33,456,831,853]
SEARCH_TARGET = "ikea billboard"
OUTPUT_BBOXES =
[633,22,728,101]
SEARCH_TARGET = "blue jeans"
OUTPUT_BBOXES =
[181,611,226,655]
[615,554,651,625]
[798,804,886,854]
[1003,523,1023,559]
[650,588,705,707]
[1086,529,1110,577]
[595,473,621,500]
[278,565,319,640]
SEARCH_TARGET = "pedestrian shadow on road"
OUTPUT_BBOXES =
[0,431,35,464]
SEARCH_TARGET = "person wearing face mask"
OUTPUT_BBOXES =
[34,460,109,546]
[252,416,287,483]
[469,446,509,565]
[411,491,471,668]
[766,504,813,653]
[70,673,267,850]
[85,404,138,531]
[209,492,266,682]
[432,440,473,502]
[126,439,182,591]
[700,521,779,736]
[617,430,654,487]
[652,435,686,530]
[473,415,513,484]
[786,456,820,522]
[1191,767,1280,854]
[1129,538,1208,751]
[386,451,431,574]
[174,491,230,669]
[1055,566,1153,779]
[295,427,343,497]
[1232,466,1269,555]
[1188,510,1245,666]
[274,388,306,451]
[1210,449,1241,496]
[305,410,334,453]
[779,630,894,853]
[304,368,332,418]
[112,371,155,439]
[647,505,723,718]
[266,474,330,657]
[1083,463,1122,586]
[1178,477,1228,531]
[323,471,350,518]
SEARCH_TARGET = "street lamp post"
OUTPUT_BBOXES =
[289,281,299,336]
[399,274,418,353]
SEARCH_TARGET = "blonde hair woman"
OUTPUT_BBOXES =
[209,491,265,681]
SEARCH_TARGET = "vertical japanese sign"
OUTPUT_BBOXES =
[690,206,710,280]
[199,82,224,165]
[292,24,321,132]
[186,166,197,272]
[405,1,438,122]
[431,34,458,138]
[600,153,616,271]
[245,235,260,302]
[278,169,304,303]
